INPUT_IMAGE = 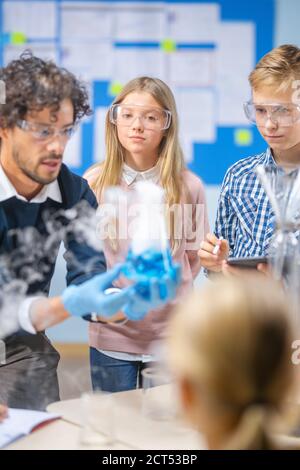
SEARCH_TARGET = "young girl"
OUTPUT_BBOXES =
[84,76,209,392]
[168,275,296,450]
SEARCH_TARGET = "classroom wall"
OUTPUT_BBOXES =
[47,0,300,343]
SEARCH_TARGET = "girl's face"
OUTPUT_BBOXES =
[116,91,165,164]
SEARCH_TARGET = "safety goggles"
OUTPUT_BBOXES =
[109,104,172,131]
[243,101,300,127]
[16,119,76,141]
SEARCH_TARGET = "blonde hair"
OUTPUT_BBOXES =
[88,76,186,252]
[168,276,295,450]
[249,44,300,93]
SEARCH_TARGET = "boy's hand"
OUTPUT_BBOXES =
[222,261,271,278]
[198,233,229,272]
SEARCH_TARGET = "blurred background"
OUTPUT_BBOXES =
[1,0,299,358]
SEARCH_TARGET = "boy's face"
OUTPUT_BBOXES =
[252,87,300,155]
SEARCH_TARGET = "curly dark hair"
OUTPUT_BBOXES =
[0,50,92,127]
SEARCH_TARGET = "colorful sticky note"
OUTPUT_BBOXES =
[160,39,176,53]
[108,81,123,97]
[234,128,253,146]
[11,32,27,45]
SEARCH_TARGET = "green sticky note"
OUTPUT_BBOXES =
[11,32,27,45]
[160,39,176,53]
[109,81,123,97]
[235,128,253,146]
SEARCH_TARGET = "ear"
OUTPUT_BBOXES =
[179,377,205,431]
[179,377,197,413]
[0,125,10,140]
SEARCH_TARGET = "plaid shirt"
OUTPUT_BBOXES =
[215,148,276,257]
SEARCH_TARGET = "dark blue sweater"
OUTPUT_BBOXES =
[0,163,106,296]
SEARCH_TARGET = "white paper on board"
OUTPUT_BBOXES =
[93,107,107,164]
[216,22,255,126]
[115,5,166,42]
[113,48,166,84]
[176,88,216,144]
[4,43,58,65]
[169,49,215,87]
[61,2,113,40]
[61,42,113,81]
[167,3,220,42]
[3,1,57,39]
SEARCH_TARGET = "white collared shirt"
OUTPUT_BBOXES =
[0,165,62,203]
[121,162,160,187]
[0,165,62,333]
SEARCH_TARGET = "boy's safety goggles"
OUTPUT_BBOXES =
[244,101,300,127]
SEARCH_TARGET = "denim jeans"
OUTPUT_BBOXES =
[90,347,155,393]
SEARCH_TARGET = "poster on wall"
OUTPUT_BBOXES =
[0,0,274,184]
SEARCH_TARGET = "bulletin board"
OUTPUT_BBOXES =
[0,0,274,185]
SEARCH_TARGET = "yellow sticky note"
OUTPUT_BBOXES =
[235,128,253,146]
[109,81,123,97]
[160,39,176,53]
[11,32,27,45]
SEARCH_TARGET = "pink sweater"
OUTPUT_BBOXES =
[84,167,209,354]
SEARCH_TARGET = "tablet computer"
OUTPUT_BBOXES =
[227,256,268,269]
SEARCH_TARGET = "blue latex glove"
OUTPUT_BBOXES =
[122,264,181,321]
[61,264,133,317]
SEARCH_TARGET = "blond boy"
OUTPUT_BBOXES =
[199,44,300,274]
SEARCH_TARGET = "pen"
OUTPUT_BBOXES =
[212,237,223,255]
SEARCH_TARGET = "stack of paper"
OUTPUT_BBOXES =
[0,408,60,449]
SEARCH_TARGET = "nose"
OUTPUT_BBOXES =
[131,115,144,131]
[45,134,67,155]
[264,113,278,130]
